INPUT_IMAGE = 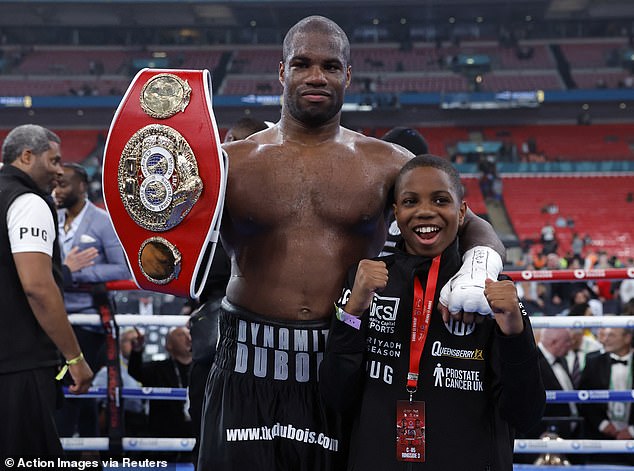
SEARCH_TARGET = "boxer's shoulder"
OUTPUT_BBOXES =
[222,128,276,158]
[344,128,412,163]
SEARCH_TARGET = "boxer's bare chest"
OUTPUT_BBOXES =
[227,142,390,233]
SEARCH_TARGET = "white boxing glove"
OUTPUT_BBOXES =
[439,246,503,315]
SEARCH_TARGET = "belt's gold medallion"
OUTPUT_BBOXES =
[118,124,203,231]
[139,73,191,119]
[138,236,181,284]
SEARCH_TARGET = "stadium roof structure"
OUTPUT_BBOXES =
[1,0,632,129]
[1,0,632,33]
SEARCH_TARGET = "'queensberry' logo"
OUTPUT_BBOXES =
[431,341,484,361]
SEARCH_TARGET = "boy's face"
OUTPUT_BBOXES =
[393,166,466,258]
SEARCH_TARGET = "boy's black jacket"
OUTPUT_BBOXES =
[320,239,545,470]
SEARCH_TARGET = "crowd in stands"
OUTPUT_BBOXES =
[517,248,633,317]
[1,36,634,97]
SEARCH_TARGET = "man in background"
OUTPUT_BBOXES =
[223,116,268,143]
[92,327,147,436]
[0,124,93,456]
[379,126,428,257]
[579,327,634,466]
[534,328,579,438]
[53,162,130,437]
[128,326,193,440]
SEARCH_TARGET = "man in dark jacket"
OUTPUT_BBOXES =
[128,325,193,439]
[0,124,93,457]
[578,327,634,465]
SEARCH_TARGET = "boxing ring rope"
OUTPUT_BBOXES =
[505,267,634,283]
[103,267,634,290]
[68,313,634,329]
[59,385,634,455]
[71,266,632,328]
[56,436,634,455]
[65,386,634,404]
[61,269,634,456]
[61,437,195,452]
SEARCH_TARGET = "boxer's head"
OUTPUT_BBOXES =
[393,155,466,258]
[280,16,351,126]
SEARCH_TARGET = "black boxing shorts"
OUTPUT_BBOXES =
[103,68,227,299]
[197,300,347,471]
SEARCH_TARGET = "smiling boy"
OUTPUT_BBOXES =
[320,155,545,470]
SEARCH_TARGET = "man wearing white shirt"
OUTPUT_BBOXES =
[0,124,93,456]
[515,328,578,464]
[520,328,579,441]
[566,328,603,388]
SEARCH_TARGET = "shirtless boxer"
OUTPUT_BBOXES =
[197,16,504,471]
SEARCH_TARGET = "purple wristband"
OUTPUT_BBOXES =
[335,306,362,330]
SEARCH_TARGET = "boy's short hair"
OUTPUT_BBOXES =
[395,154,464,200]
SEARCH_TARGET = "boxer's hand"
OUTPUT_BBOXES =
[345,260,388,316]
[438,246,503,324]
[484,278,524,335]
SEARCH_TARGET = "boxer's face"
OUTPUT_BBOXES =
[393,166,466,258]
[280,30,351,126]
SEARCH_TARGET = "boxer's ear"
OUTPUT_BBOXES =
[279,61,285,86]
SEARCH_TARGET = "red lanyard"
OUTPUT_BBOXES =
[407,255,441,401]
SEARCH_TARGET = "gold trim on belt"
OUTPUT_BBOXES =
[118,124,203,232]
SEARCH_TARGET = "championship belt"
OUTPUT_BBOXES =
[103,68,227,299]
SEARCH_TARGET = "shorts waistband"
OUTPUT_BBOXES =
[215,299,331,383]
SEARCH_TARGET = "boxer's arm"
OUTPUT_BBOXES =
[438,207,505,322]
[458,207,505,260]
